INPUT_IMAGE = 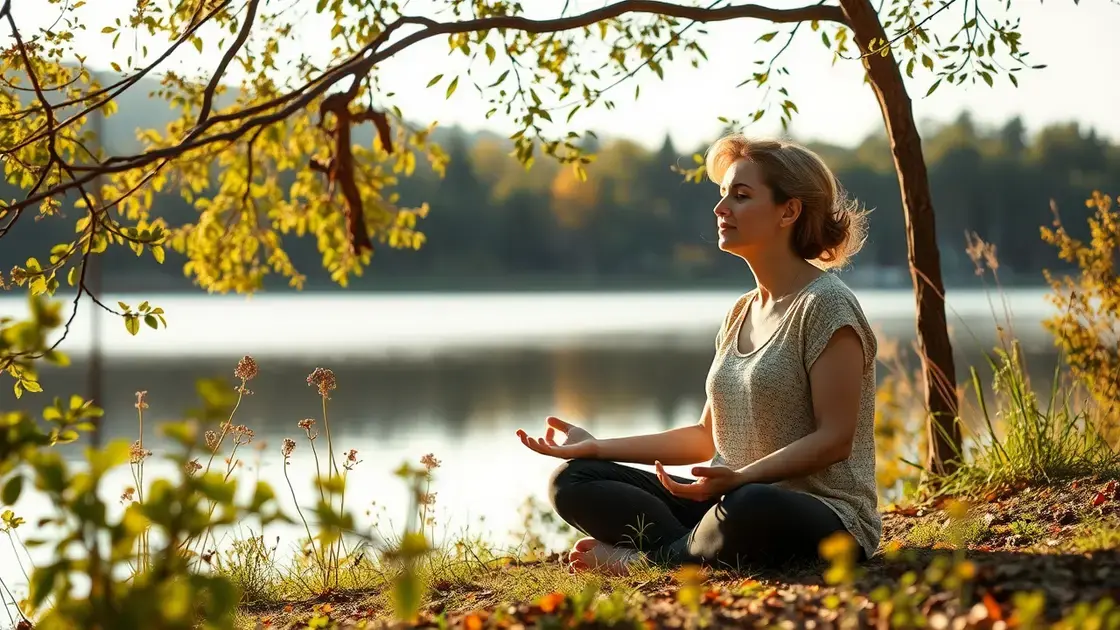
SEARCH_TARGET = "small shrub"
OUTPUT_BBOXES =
[1041,190,1120,417]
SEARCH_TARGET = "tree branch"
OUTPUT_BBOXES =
[3,0,848,216]
[395,0,847,34]
[4,0,234,153]
[197,0,261,126]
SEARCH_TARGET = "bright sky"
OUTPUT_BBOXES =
[8,0,1120,151]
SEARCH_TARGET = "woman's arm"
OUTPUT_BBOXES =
[593,400,716,466]
[734,325,865,484]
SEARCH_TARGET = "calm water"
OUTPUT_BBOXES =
[0,287,1064,592]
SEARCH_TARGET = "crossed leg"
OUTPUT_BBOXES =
[548,458,853,574]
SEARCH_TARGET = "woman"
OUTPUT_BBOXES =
[516,134,880,575]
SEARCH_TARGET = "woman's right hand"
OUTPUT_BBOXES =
[516,416,598,460]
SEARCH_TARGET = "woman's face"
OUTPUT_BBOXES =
[713,158,798,258]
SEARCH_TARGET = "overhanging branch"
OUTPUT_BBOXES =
[398,0,848,34]
[3,0,847,215]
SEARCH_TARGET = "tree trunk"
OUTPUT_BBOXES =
[838,0,962,475]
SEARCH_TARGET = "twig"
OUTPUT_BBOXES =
[196,0,261,126]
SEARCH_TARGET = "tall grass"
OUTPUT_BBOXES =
[875,230,1120,500]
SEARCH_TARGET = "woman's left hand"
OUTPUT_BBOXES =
[654,461,745,501]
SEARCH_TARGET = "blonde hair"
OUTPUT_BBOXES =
[704,134,868,270]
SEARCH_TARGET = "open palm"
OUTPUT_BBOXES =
[516,416,597,460]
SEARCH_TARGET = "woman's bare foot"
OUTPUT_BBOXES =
[565,537,641,576]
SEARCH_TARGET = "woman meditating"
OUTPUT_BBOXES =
[516,135,880,575]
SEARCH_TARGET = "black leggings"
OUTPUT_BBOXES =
[548,458,857,570]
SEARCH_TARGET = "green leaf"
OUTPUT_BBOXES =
[2,475,23,505]
[925,79,941,97]
[124,315,139,336]
[757,32,778,43]
[144,314,158,330]
[192,37,202,54]
[101,26,116,34]
[426,74,443,87]
[445,76,458,99]
[485,43,496,64]
[922,54,934,71]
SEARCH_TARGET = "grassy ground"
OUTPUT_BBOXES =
[235,474,1120,629]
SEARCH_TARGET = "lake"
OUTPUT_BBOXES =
[0,287,1068,592]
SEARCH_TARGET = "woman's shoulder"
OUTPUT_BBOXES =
[795,272,878,368]
[801,272,866,314]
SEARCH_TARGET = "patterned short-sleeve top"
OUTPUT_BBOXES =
[706,272,881,559]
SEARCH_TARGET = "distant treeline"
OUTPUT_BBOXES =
[4,111,1117,293]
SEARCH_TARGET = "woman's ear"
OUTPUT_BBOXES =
[779,198,802,228]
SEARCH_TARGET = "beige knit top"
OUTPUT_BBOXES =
[706,272,881,559]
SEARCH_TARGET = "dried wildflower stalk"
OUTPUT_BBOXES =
[186,356,259,567]
[129,391,152,573]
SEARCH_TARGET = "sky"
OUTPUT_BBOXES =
[8,0,1120,151]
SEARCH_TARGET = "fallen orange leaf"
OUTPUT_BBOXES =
[538,592,565,614]
[465,612,483,630]
[983,592,1003,621]
[1092,491,1107,507]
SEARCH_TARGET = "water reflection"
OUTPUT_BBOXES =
[22,347,719,446]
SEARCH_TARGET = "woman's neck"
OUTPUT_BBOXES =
[746,250,819,306]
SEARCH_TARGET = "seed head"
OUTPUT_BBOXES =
[134,391,148,410]
[205,430,219,452]
[306,367,337,398]
[129,440,152,464]
[231,424,255,446]
[235,355,259,382]
[185,459,202,476]
[343,448,361,471]
[298,418,318,440]
[420,453,441,471]
[282,438,296,460]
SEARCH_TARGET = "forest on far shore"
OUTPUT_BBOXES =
[4,111,1116,293]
